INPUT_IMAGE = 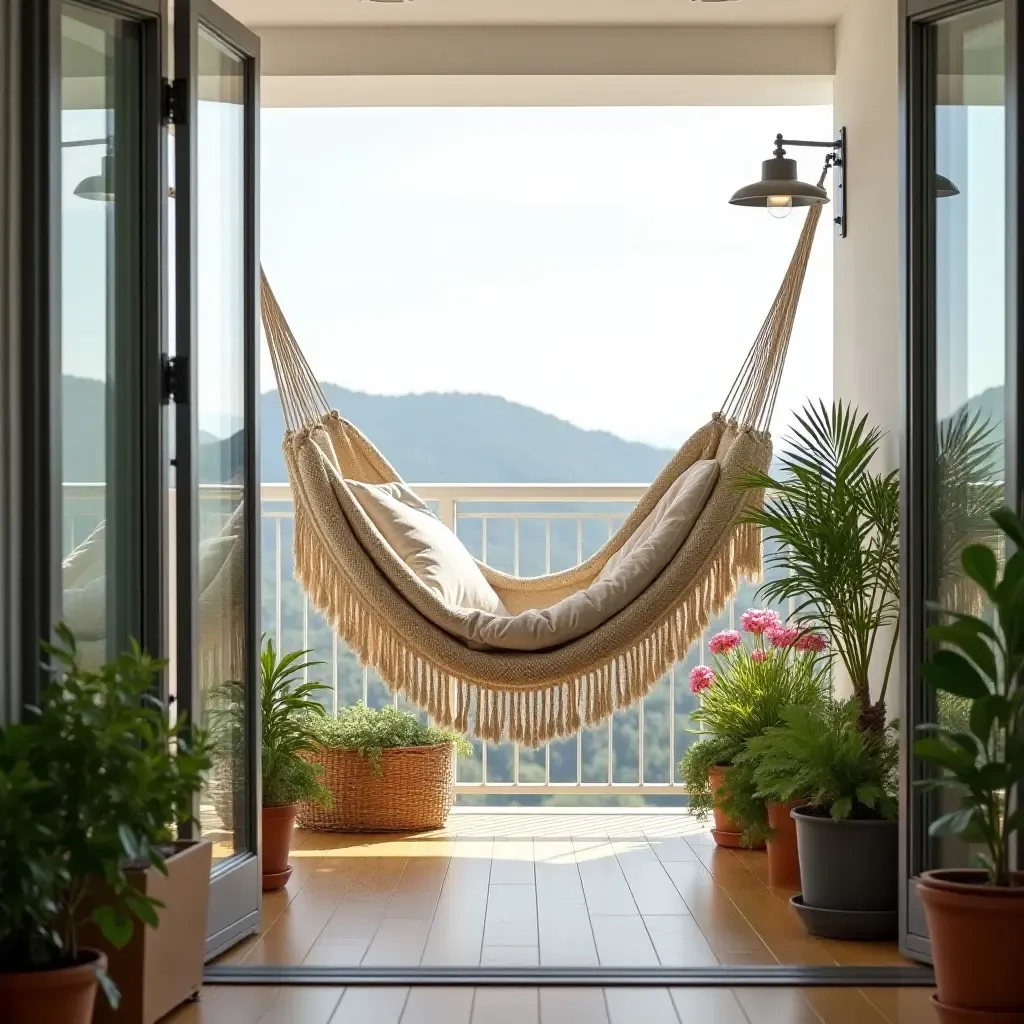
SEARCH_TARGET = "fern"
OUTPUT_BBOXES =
[741,698,898,820]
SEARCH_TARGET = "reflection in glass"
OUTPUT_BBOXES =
[59,6,141,665]
[196,28,248,860]
[931,3,1005,868]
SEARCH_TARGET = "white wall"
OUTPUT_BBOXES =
[832,0,902,717]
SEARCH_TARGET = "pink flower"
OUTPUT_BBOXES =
[767,624,800,649]
[689,665,715,695]
[796,631,828,653]
[750,649,769,663]
[709,630,741,656]
[740,608,780,635]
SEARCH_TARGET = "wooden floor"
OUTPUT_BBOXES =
[165,985,939,1024]
[171,812,935,1023]
[213,811,912,972]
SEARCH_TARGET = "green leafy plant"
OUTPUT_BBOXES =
[739,401,900,732]
[679,734,744,820]
[742,698,898,821]
[0,627,211,1006]
[915,506,1024,887]
[309,702,472,777]
[212,638,332,808]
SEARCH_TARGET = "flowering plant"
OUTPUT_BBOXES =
[678,610,830,840]
[687,610,828,698]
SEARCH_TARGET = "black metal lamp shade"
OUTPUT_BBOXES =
[935,172,960,198]
[729,155,831,209]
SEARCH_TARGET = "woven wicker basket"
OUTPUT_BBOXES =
[297,742,455,832]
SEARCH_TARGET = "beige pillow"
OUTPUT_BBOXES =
[346,480,507,616]
[470,459,720,651]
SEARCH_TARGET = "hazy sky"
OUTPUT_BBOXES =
[260,105,836,449]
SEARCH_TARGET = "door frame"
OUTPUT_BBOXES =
[173,0,261,958]
[899,0,1022,961]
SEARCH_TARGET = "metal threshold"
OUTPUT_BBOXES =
[205,964,935,988]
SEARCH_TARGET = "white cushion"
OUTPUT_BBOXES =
[346,480,507,616]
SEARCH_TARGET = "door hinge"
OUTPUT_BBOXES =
[162,355,187,405]
[163,78,184,125]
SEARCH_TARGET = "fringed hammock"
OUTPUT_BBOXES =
[260,200,824,746]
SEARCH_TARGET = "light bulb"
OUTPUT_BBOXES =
[766,195,793,219]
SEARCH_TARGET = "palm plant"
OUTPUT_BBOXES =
[738,401,899,731]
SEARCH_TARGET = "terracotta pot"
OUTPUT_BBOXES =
[262,802,298,891]
[765,800,805,889]
[85,840,212,1024]
[918,869,1024,1018]
[707,766,765,850]
[0,949,105,1024]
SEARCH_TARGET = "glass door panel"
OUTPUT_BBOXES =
[902,0,1008,959]
[59,2,156,662]
[175,0,260,956]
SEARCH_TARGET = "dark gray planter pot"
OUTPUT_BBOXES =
[791,806,898,939]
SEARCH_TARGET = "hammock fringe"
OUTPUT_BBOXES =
[292,502,763,746]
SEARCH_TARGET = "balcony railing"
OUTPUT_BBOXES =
[63,482,771,803]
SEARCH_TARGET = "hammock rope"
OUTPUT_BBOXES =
[259,202,825,745]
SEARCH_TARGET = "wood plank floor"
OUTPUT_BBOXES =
[213,812,913,971]
[165,985,940,1024]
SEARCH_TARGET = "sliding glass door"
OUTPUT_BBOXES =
[174,0,261,957]
[901,0,1019,960]
[8,0,262,959]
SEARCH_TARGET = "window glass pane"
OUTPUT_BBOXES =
[59,4,142,661]
[196,26,248,861]
[931,2,1005,867]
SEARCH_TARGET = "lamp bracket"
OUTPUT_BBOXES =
[772,127,846,237]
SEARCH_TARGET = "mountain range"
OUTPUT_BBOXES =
[62,376,676,484]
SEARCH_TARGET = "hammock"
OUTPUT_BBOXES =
[262,203,822,746]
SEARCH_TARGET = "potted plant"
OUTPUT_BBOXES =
[743,698,899,937]
[678,611,828,851]
[914,507,1024,1023]
[300,702,472,832]
[739,401,901,935]
[212,639,332,891]
[0,628,212,1024]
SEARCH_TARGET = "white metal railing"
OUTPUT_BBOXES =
[63,482,746,800]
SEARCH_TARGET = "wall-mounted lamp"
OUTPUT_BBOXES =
[729,129,847,236]
[62,136,114,201]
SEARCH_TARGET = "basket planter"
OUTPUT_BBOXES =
[918,869,1024,1022]
[298,743,455,832]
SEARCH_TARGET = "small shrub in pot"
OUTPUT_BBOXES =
[914,507,1024,1022]
[0,627,212,1024]
[211,639,332,890]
